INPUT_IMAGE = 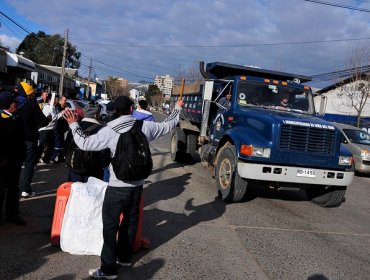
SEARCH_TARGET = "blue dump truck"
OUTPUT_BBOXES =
[169,61,354,207]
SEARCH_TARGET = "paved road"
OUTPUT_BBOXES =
[0,113,369,280]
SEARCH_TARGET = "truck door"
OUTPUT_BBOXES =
[209,82,233,144]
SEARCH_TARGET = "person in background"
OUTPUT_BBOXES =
[50,95,68,164]
[38,89,49,110]
[132,99,154,121]
[0,91,27,225]
[63,96,184,279]
[65,101,110,182]
[17,82,49,198]
[280,96,290,108]
[218,90,232,110]
[12,85,19,96]
[36,94,62,164]
[101,101,116,124]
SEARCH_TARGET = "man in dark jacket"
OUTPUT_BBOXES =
[0,91,27,225]
[16,82,49,198]
[65,101,110,182]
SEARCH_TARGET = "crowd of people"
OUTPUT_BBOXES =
[0,82,184,279]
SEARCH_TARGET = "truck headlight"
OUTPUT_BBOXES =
[361,149,370,158]
[338,156,352,165]
[240,145,271,158]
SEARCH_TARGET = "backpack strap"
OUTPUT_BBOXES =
[133,120,144,130]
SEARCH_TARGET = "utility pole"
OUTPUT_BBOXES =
[86,58,92,100]
[58,29,68,97]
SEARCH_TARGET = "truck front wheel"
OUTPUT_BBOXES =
[215,144,248,202]
[305,186,346,207]
[170,127,187,161]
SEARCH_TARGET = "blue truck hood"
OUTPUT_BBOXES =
[229,107,349,169]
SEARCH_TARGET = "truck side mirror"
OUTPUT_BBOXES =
[318,95,327,116]
[204,81,214,101]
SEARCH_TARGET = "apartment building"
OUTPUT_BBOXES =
[154,74,174,97]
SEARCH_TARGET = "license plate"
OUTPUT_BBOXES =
[297,169,316,178]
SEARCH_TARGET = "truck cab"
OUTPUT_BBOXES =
[170,62,354,207]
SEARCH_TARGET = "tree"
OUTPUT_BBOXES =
[16,31,81,68]
[105,76,129,100]
[144,84,161,106]
[174,61,204,85]
[337,44,370,127]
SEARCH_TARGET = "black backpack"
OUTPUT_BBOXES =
[65,124,100,175]
[111,120,153,181]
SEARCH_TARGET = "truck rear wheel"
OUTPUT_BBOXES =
[186,134,197,160]
[305,186,346,207]
[170,127,187,161]
[215,144,248,202]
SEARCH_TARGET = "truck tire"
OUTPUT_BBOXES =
[215,144,248,202]
[305,186,346,207]
[186,134,197,160]
[170,127,187,161]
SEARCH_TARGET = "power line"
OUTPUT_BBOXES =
[311,65,370,83]
[0,11,154,79]
[0,17,26,39]
[81,54,153,80]
[0,11,32,34]
[304,0,370,13]
[0,11,59,54]
[78,37,370,48]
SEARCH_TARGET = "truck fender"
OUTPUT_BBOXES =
[214,126,270,161]
[214,129,245,162]
[179,120,200,133]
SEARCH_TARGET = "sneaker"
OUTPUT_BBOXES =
[21,191,36,198]
[88,268,117,279]
[40,158,50,164]
[117,260,133,267]
[51,159,64,165]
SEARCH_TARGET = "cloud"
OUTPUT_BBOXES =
[0,34,21,52]
[4,0,370,87]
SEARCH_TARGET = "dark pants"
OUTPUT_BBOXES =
[100,185,143,275]
[36,129,54,163]
[50,129,65,162]
[20,141,38,193]
[0,163,22,221]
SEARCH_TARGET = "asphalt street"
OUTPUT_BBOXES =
[0,112,369,280]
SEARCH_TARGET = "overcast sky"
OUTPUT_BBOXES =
[0,0,369,88]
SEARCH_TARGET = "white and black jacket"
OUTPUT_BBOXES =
[68,105,182,187]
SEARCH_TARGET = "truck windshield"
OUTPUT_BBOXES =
[237,81,315,114]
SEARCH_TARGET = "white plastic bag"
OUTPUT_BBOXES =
[60,177,108,256]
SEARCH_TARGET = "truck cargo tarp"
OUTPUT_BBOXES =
[206,62,312,83]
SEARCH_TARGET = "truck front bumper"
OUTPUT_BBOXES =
[237,162,354,186]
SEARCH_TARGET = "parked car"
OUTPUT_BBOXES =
[96,99,111,120]
[333,122,370,174]
[72,100,89,109]
[66,100,85,119]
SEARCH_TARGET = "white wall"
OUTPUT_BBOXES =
[314,80,370,117]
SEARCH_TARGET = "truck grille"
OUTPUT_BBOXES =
[279,124,336,155]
